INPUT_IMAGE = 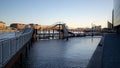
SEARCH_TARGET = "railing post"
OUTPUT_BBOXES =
[9,40,11,59]
[1,42,3,67]
[25,46,28,58]
[16,38,17,52]
[0,42,2,67]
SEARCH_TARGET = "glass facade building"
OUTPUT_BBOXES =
[114,0,120,27]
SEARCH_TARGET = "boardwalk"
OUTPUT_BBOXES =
[22,37,101,68]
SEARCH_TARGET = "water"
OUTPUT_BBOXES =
[23,36,101,68]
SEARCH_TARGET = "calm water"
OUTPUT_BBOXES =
[23,36,101,68]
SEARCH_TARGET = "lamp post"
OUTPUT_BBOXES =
[91,23,95,37]
[91,23,93,37]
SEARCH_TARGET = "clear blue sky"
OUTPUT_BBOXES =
[0,0,113,28]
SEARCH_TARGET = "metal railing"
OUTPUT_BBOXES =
[0,27,33,67]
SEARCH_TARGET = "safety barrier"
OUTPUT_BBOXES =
[0,27,33,67]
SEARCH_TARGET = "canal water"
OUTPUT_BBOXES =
[23,36,101,68]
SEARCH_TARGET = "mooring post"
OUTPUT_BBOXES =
[32,29,37,42]
[43,30,45,39]
[48,29,50,39]
[53,29,54,39]
[59,24,60,39]
[39,29,41,39]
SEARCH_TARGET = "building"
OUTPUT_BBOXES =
[108,21,113,29]
[0,21,6,29]
[10,23,25,30]
[112,10,114,27]
[92,25,101,32]
[34,24,41,30]
[114,0,120,32]
[29,24,41,30]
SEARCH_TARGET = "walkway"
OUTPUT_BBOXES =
[87,33,120,68]
[87,44,103,68]
[103,33,120,68]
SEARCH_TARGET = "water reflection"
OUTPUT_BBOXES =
[23,36,101,68]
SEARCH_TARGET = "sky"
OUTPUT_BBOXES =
[0,0,113,28]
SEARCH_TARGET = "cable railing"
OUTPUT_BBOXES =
[0,27,33,67]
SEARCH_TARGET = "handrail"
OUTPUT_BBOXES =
[0,27,33,67]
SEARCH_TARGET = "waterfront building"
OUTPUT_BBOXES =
[114,0,120,32]
[107,21,113,29]
[29,24,41,30]
[10,23,25,30]
[0,21,6,29]
[34,24,41,30]
[112,10,114,27]
[92,25,101,32]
